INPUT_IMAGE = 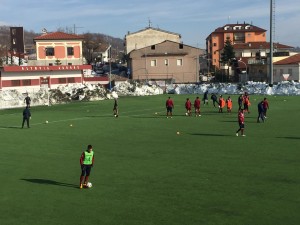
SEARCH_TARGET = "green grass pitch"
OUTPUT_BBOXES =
[0,94,299,225]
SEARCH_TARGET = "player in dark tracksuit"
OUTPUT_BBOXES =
[24,95,31,108]
[22,106,31,128]
[211,93,218,107]
[238,95,243,111]
[257,101,265,123]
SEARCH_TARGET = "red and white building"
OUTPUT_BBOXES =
[0,31,108,91]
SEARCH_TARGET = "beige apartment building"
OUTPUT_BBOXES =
[125,27,181,54]
[128,40,202,83]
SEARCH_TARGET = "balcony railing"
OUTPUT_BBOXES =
[248,59,267,65]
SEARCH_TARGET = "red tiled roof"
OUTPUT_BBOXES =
[274,54,300,65]
[234,42,294,50]
[34,32,84,41]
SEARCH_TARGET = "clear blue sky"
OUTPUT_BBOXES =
[1,0,299,48]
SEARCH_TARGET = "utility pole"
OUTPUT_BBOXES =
[269,0,275,84]
[109,44,112,90]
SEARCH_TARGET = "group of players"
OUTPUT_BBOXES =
[165,92,270,137]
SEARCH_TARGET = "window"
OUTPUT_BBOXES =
[13,38,16,44]
[234,33,245,43]
[11,29,16,35]
[12,80,21,86]
[150,60,157,67]
[151,45,155,50]
[22,80,31,86]
[68,63,72,65]
[67,47,74,56]
[213,43,217,47]
[177,59,183,66]
[288,69,293,76]
[179,43,183,49]
[67,77,75,83]
[164,59,169,66]
[58,78,67,84]
[45,47,54,56]
[280,69,284,75]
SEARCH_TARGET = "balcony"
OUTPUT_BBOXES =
[248,59,267,65]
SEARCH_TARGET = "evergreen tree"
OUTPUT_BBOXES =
[220,37,235,65]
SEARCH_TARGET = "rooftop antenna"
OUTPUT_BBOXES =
[73,24,84,34]
[148,18,152,28]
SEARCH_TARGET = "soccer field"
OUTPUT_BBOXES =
[0,94,299,225]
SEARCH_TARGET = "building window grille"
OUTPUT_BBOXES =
[22,79,31,86]
[45,47,54,56]
[177,59,183,66]
[67,47,74,56]
[58,78,67,84]
[150,60,157,67]
[12,80,21,86]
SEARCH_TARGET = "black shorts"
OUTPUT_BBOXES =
[239,123,245,129]
[81,165,92,176]
[166,106,173,112]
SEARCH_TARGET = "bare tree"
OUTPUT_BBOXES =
[82,33,103,64]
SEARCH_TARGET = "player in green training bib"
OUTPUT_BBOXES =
[79,145,94,189]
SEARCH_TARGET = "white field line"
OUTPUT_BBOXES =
[0,108,165,129]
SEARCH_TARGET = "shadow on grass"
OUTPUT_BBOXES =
[0,126,22,129]
[277,136,300,140]
[189,133,230,137]
[85,115,114,118]
[21,178,78,189]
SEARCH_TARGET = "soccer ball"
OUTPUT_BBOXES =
[45,120,48,124]
[185,112,188,116]
[86,182,92,188]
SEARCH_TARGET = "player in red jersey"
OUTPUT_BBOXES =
[243,92,250,113]
[194,96,201,117]
[236,109,246,137]
[262,97,269,118]
[185,98,192,116]
[166,96,174,118]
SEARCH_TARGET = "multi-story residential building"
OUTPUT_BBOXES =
[125,26,203,83]
[128,40,202,83]
[125,26,181,54]
[206,23,266,70]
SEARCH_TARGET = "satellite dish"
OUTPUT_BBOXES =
[41,28,48,34]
